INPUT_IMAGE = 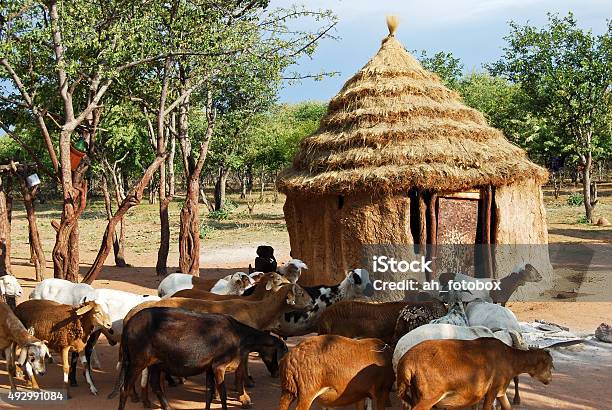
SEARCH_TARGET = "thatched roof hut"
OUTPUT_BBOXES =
[278,17,552,300]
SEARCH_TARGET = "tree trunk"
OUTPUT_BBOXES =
[21,180,45,281]
[214,166,228,211]
[101,175,127,268]
[52,181,87,281]
[83,155,166,283]
[179,178,200,275]
[156,162,171,276]
[0,178,11,275]
[581,151,596,223]
[259,164,265,198]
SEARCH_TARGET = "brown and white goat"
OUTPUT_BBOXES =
[0,302,50,391]
[279,335,394,410]
[396,338,553,410]
[14,299,113,398]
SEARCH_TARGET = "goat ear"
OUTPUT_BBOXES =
[27,326,35,336]
[286,288,296,305]
[265,280,273,291]
[17,346,28,366]
[75,302,95,316]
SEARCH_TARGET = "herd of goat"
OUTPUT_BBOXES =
[0,257,554,410]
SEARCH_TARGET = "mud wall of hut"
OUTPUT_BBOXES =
[284,193,416,300]
[493,179,553,300]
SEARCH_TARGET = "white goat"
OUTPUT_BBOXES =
[466,299,527,405]
[0,275,24,298]
[393,323,527,372]
[277,259,307,283]
[210,272,252,294]
[430,288,469,326]
[83,289,160,343]
[157,272,251,297]
[29,278,95,305]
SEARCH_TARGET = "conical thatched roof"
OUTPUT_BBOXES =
[277,17,548,195]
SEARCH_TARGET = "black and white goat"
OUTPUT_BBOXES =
[271,268,374,337]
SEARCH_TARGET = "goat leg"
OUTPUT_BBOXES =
[205,368,215,410]
[68,352,79,386]
[85,329,102,370]
[62,346,72,399]
[79,351,98,395]
[213,366,229,410]
[513,376,520,404]
[6,346,16,392]
[140,368,152,408]
[149,365,172,410]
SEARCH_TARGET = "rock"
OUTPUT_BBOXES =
[596,217,610,226]
[595,323,612,343]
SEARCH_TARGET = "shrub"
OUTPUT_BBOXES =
[199,223,216,239]
[567,193,584,206]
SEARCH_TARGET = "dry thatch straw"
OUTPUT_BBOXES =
[277,16,548,195]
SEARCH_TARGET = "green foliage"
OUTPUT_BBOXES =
[207,199,237,220]
[567,193,585,206]
[199,223,216,239]
[418,51,464,89]
[489,13,611,162]
[576,215,590,224]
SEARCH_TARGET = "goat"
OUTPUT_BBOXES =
[393,323,528,372]
[277,259,307,283]
[14,300,113,398]
[0,302,50,391]
[29,278,96,305]
[172,272,290,301]
[68,289,160,386]
[429,288,469,326]
[466,299,525,405]
[396,338,553,410]
[392,301,448,343]
[438,264,542,305]
[1,275,24,309]
[110,308,288,410]
[124,283,312,407]
[317,300,410,344]
[279,335,394,410]
[157,272,251,297]
[272,268,375,337]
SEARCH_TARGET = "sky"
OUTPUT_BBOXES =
[271,0,612,102]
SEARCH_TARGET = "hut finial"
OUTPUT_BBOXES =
[386,15,399,36]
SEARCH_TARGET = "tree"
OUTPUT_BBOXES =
[490,13,612,222]
[418,50,464,89]
[0,0,176,280]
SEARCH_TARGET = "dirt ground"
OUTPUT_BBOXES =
[1,186,611,409]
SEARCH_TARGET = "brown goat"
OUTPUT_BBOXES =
[396,338,554,410]
[0,302,50,391]
[317,300,408,344]
[279,335,394,410]
[14,300,113,398]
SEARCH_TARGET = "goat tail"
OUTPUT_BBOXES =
[508,330,529,350]
[397,369,418,409]
[108,339,129,399]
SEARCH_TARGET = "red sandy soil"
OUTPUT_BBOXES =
[1,248,611,410]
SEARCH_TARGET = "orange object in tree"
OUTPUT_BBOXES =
[70,143,87,171]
